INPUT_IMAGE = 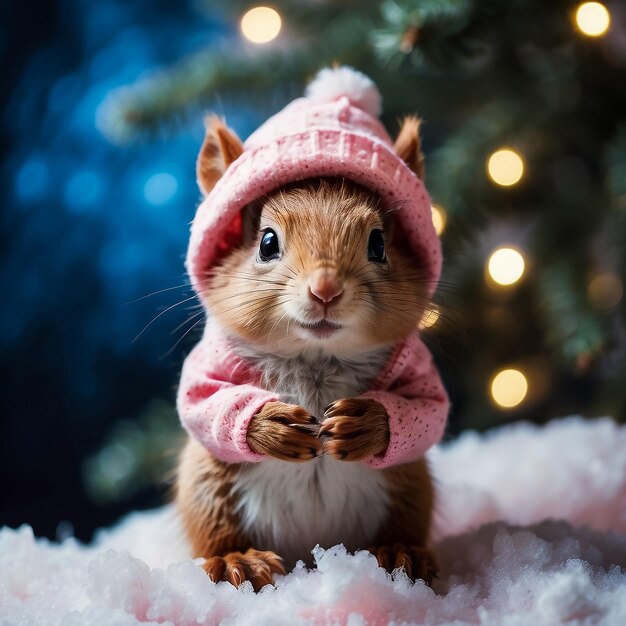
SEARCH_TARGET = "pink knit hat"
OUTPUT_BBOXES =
[186,66,442,295]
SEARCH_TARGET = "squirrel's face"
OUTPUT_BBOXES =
[194,116,429,357]
[203,179,429,357]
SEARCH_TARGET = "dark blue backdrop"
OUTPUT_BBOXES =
[1,0,262,540]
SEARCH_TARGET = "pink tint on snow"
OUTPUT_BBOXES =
[2,416,625,626]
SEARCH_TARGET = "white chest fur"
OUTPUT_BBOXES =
[234,455,389,566]
[230,348,392,565]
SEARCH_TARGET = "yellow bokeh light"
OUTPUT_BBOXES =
[419,306,440,329]
[431,205,447,236]
[490,368,528,409]
[575,2,610,37]
[241,7,282,44]
[487,149,525,187]
[487,247,525,286]
[587,272,623,310]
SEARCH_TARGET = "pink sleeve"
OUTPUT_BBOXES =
[176,334,278,464]
[361,335,449,469]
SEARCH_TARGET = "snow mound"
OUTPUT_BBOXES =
[431,416,626,539]
[2,416,626,626]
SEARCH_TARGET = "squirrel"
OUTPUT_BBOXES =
[175,67,449,592]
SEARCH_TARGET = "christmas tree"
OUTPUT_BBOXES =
[80,0,624,504]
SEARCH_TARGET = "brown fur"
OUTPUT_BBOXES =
[176,438,286,589]
[176,438,248,558]
[319,398,390,461]
[177,437,438,585]
[378,459,435,547]
[394,116,425,180]
[247,401,321,461]
[373,458,438,581]
[368,544,437,583]
[203,549,286,592]
[176,115,437,589]
[202,178,430,354]
[196,116,244,196]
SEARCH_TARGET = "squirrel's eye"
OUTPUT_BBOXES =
[368,229,386,263]
[259,229,280,261]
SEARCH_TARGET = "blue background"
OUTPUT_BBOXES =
[1,0,266,539]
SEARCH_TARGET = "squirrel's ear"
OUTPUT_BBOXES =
[196,116,244,196]
[394,116,425,180]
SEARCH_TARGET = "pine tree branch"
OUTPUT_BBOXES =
[425,101,525,245]
[82,400,181,504]
[538,263,606,364]
[97,13,376,144]
[373,0,475,67]
[606,124,626,210]
[196,0,373,24]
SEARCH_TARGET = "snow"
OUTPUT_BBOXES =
[2,416,625,625]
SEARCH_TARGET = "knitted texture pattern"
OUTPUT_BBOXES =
[185,67,441,297]
[178,325,448,468]
[179,67,449,466]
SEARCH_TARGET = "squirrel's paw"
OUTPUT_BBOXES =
[369,544,438,584]
[247,401,321,462]
[319,398,390,461]
[203,548,286,592]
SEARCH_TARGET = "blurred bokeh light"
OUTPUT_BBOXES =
[575,2,611,37]
[240,6,282,44]
[487,149,525,187]
[487,247,526,287]
[431,204,447,236]
[490,369,529,409]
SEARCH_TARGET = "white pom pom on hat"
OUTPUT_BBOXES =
[305,66,382,118]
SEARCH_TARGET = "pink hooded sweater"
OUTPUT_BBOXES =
[178,67,449,469]
[178,324,448,469]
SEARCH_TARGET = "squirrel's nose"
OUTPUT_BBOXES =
[308,268,343,306]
